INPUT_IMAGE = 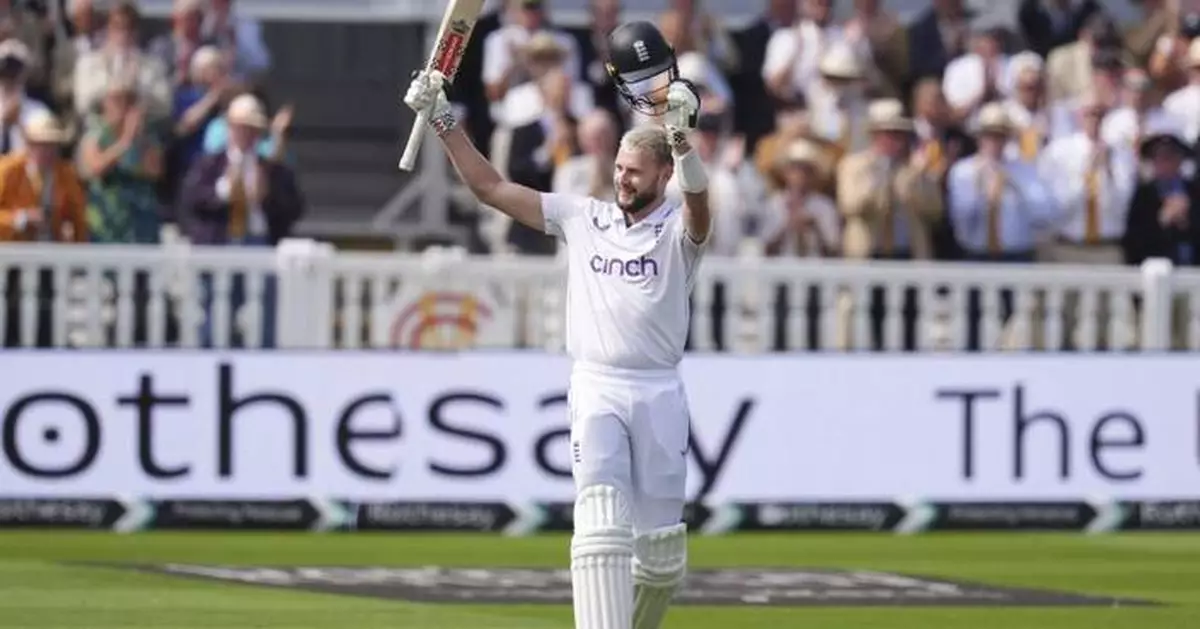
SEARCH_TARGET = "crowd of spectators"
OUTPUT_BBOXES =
[0,0,304,348]
[0,0,303,250]
[453,0,1200,278]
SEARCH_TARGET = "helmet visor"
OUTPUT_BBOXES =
[614,60,676,115]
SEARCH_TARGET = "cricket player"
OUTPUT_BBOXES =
[403,20,709,629]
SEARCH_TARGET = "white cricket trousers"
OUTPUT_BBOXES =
[568,362,690,532]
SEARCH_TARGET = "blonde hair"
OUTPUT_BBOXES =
[619,124,672,166]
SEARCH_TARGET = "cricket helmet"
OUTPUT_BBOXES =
[605,20,678,116]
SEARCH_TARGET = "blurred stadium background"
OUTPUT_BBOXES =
[2,0,1200,628]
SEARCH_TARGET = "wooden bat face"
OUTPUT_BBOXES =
[428,0,485,82]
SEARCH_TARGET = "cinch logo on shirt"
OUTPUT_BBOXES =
[589,254,660,277]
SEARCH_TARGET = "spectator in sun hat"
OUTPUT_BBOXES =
[764,139,839,259]
[839,98,943,262]
[482,0,581,123]
[179,94,305,349]
[838,99,944,351]
[0,109,86,243]
[0,109,87,348]
[202,88,293,163]
[808,43,871,157]
[179,93,303,248]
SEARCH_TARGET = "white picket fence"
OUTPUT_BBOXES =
[2,240,1199,352]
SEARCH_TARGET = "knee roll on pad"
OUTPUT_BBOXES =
[571,485,635,629]
[632,523,688,587]
[572,484,635,557]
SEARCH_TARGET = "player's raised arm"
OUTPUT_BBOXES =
[403,70,546,232]
[663,80,711,245]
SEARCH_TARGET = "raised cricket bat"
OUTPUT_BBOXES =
[398,0,486,171]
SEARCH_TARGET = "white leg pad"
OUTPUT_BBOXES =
[632,523,687,629]
[571,484,635,629]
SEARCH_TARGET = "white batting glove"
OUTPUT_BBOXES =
[662,79,700,147]
[403,69,451,120]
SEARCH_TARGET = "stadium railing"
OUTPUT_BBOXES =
[1,241,1196,352]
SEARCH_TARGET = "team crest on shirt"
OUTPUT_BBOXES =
[653,222,664,240]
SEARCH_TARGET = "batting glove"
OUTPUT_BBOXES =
[403,69,451,120]
[662,79,700,147]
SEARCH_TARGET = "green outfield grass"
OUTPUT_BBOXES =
[1,531,1198,628]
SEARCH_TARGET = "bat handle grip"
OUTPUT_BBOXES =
[399,108,431,171]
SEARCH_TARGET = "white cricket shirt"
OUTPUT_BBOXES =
[541,192,706,371]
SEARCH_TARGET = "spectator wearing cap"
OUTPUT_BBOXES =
[808,44,871,159]
[0,110,85,243]
[203,0,271,85]
[949,104,1055,350]
[841,0,909,99]
[1125,123,1200,348]
[949,103,1055,266]
[762,0,844,103]
[73,1,171,122]
[838,99,943,351]
[149,0,216,88]
[1162,39,1200,144]
[0,39,50,156]
[50,0,102,121]
[179,94,304,348]
[999,52,1055,162]
[907,0,971,82]
[1045,12,1121,104]
[78,80,164,244]
[1017,0,1101,59]
[942,20,1012,124]
[1124,124,1200,269]
[482,0,580,122]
